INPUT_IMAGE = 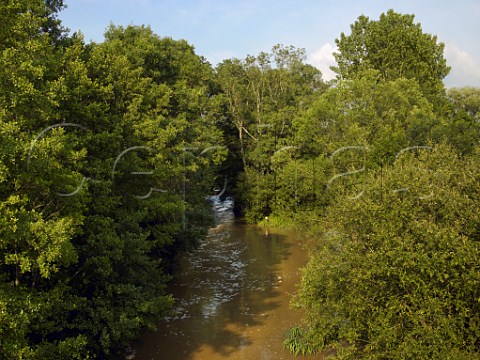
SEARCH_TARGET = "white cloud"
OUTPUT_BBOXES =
[443,42,480,88]
[307,43,338,82]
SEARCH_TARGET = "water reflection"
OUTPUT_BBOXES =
[135,198,322,360]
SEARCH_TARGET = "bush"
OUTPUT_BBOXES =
[287,145,480,359]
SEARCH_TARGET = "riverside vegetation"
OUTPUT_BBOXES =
[0,2,479,359]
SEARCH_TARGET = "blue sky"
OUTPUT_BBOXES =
[59,0,480,87]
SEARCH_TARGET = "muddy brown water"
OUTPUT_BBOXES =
[135,199,323,360]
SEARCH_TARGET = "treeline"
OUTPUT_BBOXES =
[1,1,480,359]
[0,1,225,358]
[216,11,480,358]
[272,11,480,360]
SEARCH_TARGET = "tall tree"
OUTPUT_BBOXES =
[0,5,224,356]
[285,12,480,358]
[41,0,68,44]
[333,10,450,104]
[0,1,90,358]
[216,45,325,221]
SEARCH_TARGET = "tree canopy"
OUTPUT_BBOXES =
[1,2,480,359]
[0,2,223,358]
[333,10,450,104]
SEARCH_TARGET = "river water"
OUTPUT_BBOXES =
[135,198,323,360]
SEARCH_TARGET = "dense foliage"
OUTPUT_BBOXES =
[333,9,450,108]
[285,145,480,359]
[0,1,223,358]
[1,2,479,358]
[281,11,480,360]
[216,45,327,221]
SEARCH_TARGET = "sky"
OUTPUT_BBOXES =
[59,0,480,88]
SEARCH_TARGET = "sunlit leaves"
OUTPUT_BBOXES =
[333,10,450,107]
[289,145,480,358]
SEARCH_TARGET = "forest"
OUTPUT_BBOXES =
[1,1,479,359]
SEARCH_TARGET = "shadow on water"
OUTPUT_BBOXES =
[134,199,322,360]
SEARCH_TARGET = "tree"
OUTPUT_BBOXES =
[426,87,480,156]
[284,70,440,220]
[0,6,224,357]
[40,0,68,44]
[0,1,91,358]
[58,25,225,357]
[285,13,480,358]
[333,10,450,104]
[448,87,480,120]
[216,45,325,221]
[286,144,480,358]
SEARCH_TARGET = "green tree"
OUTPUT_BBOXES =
[216,45,325,221]
[333,10,450,105]
[448,87,480,120]
[0,1,91,358]
[59,24,225,357]
[0,4,224,357]
[286,144,480,359]
[428,87,480,155]
[40,0,68,44]
[286,70,439,220]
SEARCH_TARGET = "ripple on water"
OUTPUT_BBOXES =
[170,220,251,319]
[136,197,320,360]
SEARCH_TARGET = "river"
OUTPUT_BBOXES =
[134,198,323,360]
